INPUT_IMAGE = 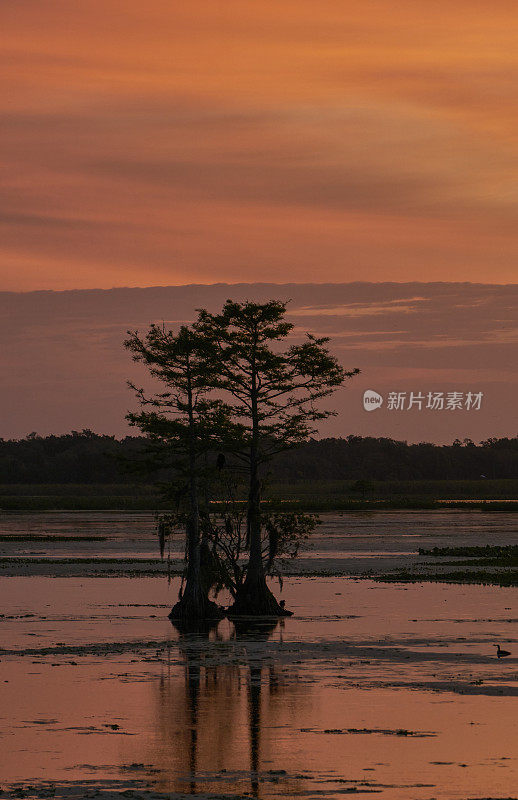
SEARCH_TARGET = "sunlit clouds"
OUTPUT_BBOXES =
[2,1,518,289]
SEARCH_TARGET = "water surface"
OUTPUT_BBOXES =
[0,510,516,799]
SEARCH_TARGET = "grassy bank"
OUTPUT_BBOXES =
[0,480,517,511]
[269,478,518,501]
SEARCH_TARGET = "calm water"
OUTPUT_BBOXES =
[0,511,516,799]
[1,508,517,562]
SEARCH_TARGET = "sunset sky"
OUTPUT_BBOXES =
[2,3,517,442]
[2,283,516,442]
[3,1,518,289]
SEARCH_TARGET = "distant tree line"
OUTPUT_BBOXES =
[273,435,518,481]
[0,430,517,484]
[0,430,144,484]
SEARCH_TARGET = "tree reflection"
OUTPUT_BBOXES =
[232,619,279,797]
[149,616,305,798]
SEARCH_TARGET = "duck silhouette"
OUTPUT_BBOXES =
[494,644,511,658]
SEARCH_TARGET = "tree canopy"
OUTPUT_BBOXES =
[194,299,358,615]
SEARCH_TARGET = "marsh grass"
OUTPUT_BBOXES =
[373,544,518,587]
[419,545,518,558]
[419,544,518,569]
[0,479,517,511]
[0,535,107,542]
[268,478,518,500]
[374,569,518,587]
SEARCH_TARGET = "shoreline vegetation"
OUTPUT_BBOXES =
[1,531,517,586]
[1,560,516,587]
[1,479,517,511]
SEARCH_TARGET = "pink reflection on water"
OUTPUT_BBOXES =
[0,576,516,798]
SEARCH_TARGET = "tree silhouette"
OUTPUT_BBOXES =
[124,323,231,620]
[197,300,359,615]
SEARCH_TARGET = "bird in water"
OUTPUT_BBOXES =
[494,644,511,658]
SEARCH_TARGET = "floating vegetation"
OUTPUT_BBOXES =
[419,545,518,558]
[301,727,436,737]
[0,535,107,542]
[374,569,518,587]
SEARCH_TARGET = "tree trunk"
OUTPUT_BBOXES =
[169,370,222,622]
[169,517,209,620]
[229,371,289,617]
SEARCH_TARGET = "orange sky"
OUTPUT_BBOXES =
[2,1,518,290]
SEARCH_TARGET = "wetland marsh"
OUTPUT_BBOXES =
[0,511,516,800]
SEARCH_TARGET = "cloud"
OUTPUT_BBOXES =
[0,282,516,442]
[2,2,518,288]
